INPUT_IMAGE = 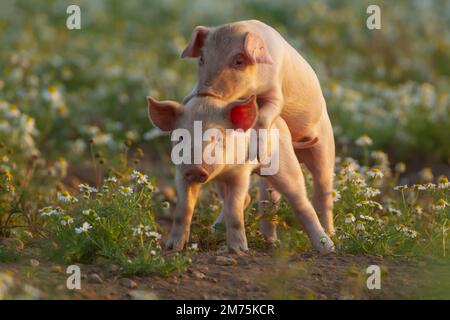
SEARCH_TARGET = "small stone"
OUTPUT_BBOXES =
[215,256,237,266]
[196,264,209,273]
[51,265,63,273]
[128,290,158,300]
[119,278,137,289]
[30,259,40,267]
[1,238,24,251]
[88,273,103,284]
[190,270,206,280]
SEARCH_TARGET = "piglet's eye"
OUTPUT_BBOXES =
[232,54,245,68]
[199,56,205,66]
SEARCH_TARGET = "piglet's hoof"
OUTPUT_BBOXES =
[165,232,188,252]
[315,235,335,255]
[227,246,249,256]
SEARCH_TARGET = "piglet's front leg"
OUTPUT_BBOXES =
[222,173,252,255]
[166,171,201,251]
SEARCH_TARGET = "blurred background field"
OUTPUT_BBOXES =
[0,0,449,299]
[1,0,449,167]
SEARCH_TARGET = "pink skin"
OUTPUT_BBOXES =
[147,95,334,255]
[181,19,336,234]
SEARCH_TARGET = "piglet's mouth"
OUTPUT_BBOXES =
[196,90,222,100]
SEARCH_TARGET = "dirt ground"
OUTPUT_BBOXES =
[2,243,444,300]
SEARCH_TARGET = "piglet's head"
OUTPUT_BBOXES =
[181,24,272,101]
[147,95,258,184]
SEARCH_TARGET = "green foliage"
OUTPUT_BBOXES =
[42,172,190,275]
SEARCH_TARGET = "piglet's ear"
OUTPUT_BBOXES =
[225,95,259,132]
[181,26,209,58]
[147,96,182,132]
[243,32,273,64]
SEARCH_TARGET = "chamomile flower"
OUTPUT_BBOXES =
[132,224,145,236]
[79,183,98,194]
[352,178,367,188]
[396,224,418,239]
[394,184,408,191]
[356,200,383,210]
[60,216,74,226]
[359,214,375,221]
[57,191,78,203]
[355,134,373,147]
[356,221,365,231]
[435,199,449,210]
[345,213,356,223]
[367,168,384,179]
[413,205,423,214]
[359,187,381,198]
[388,207,402,216]
[39,206,61,217]
[74,222,92,234]
[105,176,118,183]
[438,176,449,189]
[146,231,162,240]
[331,190,341,202]
[119,186,133,196]
[131,170,148,184]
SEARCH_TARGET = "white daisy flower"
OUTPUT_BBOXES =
[119,186,133,196]
[105,176,118,183]
[355,134,373,147]
[74,222,92,234]
[359,214,375,221]
[367,168,384,179]
[438,177,450,189]
[345,213,356,224]
[359,187,381,198]
[388,207,402,216]
[435,199,448,210]
[78,183,98,194]
[146,231,162,240]
[57,191,78,203]
[130,170,148,185]
[332,190,341,202]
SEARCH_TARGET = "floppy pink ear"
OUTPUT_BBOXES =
[226,95,259,131]
[181,26,209,58]
[147,97,181,132]
[243,32,273,64]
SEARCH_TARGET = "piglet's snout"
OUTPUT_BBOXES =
[184,166,209,183]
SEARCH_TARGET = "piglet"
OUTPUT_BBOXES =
[181,19,336,234]
[147,95,334,255]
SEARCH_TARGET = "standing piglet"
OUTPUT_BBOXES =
[147,95,334,255]
[181,20,336,234]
